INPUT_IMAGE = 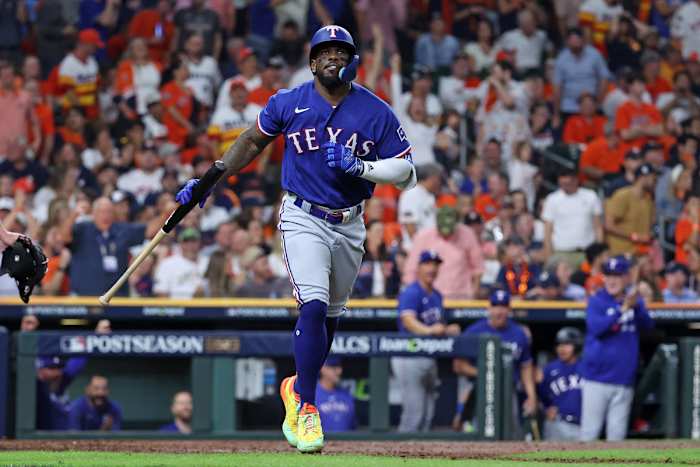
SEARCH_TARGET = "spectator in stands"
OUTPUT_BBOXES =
[641,50,672,102]
[496,9,551,76]
[315,357,356,432]
[657,71,700,126]
[662,261,698,303]
[605,163,657,256]
[117,145,163,204]
[553,27,610,126]
[563,92,606,146]
[35,0,77,76]
[615,74,664,152]
[60,196,173,296]
[580,256,654,442]
[459,158,488,197]
[537,327,583,441]
[173,0,222,58]
[36,356,87,430]
[235,246,290,298]
[578,0,624,55]
[40,225,71,296]
[127,0,175,64]
[114,38,162,120]
[605,15,642,74]
[454,289,537,431]
[527,270,565,301]
[529,101,556,150]
[353,220,398,299]
[270,20,305,69]
[604,149,643,197]
[438,53,474,116]
[57,29,102,119]
[0,60,39,159]
[475,172,510,222]
[67,375,122,431]
[397,163,441,235]
[404,206,484,299]
[159,390,193,434]
[508,141,538,209]
[414,14,459,72]
[578,123,625,186]
[464,17,497,75]
[671,0,700,60]
[154,227,205,298]
[657,166,692,239]
[495,237,539,298]
[161,56,196,147]
[183,32,221,110]
[555,260,588,301]
[393,54,442,122]
[0,137,49,192]
[393,250,459,433]
[542,168,604,269]
[20,314,39,332]
[203,249,235,297]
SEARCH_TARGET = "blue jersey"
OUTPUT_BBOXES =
[67,396,122,431]
[397,282,444,333]
[36,357,87,430]
[315,384,356,432]
[538,359,582,424]
[463,319,532,376]
[581,288,654,386]
[159,422,183,433]
[257,81,411,209]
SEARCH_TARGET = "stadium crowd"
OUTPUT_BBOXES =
[1,0,700,304]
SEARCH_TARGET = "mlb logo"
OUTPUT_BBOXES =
[60,336,86,353]
[396,126,407,142]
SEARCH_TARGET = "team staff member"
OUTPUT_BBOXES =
[580,256,654,441]
[315,357,356,432]
[538,327,583,441]
[67,375,122,431]
[176,25,416,453]
[454,289,537,433]
[392,250,460,433]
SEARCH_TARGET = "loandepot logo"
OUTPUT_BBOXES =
[60,335,204,354]
[378,337,454,355]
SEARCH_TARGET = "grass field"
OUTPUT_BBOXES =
[1,447,699,467]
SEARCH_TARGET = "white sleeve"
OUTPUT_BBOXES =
[591,191,603,216]
[541,195,554,222]
[152,259,170,295]
[215,79,230,110]
[360,157,416,190]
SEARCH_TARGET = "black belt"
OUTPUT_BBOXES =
[289,194,363,225]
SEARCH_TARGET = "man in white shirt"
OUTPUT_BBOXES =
[395,64,443,122]
[153,228,205,298]
[398,163,442,239]
[183,33,221,108]
[207,78,263,154]
[672,0,700,60]
[116,145,163,204]
[496,10,551,75]
[542,168,604,269]
[438,53,475,115]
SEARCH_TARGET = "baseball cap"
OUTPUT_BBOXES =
[110,190,130,204]
[266,55,285,68]
[640,50,661,66]
[419,250,442,264]
[78,28,105,48]
[229,77,247,91]
[558,167,578,178]
[238,47,255,62]
[566,26,584,38]
[464,212,483,225]
[666,261,689,276]
[37,356,65,369]
[489,288,511,306]
[625,149,642,160]
[178,227,201,242]
[641,141,664,155]
[0,197,14,211]
[602,256,630,275]
[411,64,432,81]
[503,236,525,247]
[145,91,161,107]
[324,355,342,367]
[537,271,560,289]
[635,163,657,178]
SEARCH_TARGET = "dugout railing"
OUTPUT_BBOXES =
[12,331,514,441]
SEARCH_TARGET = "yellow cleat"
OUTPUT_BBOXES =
[296,403,324,453]
[280,375,300,447]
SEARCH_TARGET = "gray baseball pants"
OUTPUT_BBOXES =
[580,379,634,441]
[544,419,581,441]
[391,357,439,432]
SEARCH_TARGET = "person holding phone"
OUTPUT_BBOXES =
[579,256,654,441]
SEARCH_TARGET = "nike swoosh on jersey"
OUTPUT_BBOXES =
[294,107,310,114]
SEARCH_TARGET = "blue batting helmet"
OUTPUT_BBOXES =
[309,25,356,62]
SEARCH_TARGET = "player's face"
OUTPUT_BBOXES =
[320,364,342,386]
[21,315,39,332]
[603,274,626,296]
[488,305,509,329]
[173,392,193,421]
[556,343,576,362]
[311,45,350,89]
[87,377,109,406]
[417,261,439,284]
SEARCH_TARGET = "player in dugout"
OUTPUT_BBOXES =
[159,391,193,434]
[67,375,123,431]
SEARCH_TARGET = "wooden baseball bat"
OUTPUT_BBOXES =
[99,161,228,305]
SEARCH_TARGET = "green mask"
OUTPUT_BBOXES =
[437,207,458,236]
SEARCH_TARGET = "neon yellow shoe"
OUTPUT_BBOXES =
[296,403,324,453]
[280,375,300,447]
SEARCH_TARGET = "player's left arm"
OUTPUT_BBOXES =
[520,360,537,415]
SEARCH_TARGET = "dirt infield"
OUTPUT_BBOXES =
[0,439,697,460]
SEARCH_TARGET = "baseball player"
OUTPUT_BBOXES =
[0,221,47,303]
[580,256,654,441]
[538,327,583,441]
[175,25,416,452]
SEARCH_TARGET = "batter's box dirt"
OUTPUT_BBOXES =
[0,439,698,460]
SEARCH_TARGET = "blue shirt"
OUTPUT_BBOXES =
[538,359,582,424]
[662,288,699,304]
[397,282,444,333]
[36,357,87,430]
[553,46,611,113]
[315,384,356,432]
[463,319,532,381]
[69,222,146,296]
[581,288,654,386]
[258,81,412,209]
[414,33,460,69]
[67,396,122,431]
[158,422,186,433]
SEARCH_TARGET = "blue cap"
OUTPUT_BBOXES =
[602,256,630,275]
[324,356,342,367]
[37,356,64,369]
[419,250,442,264]
[537,271,560,288]
[489,288,511,306]
[666,261,689,276]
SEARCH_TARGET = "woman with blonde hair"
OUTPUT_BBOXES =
[114,38,162,120]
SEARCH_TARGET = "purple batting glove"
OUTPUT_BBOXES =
[176,179,212,208]
[324,141,364,177]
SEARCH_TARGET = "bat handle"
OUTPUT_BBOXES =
[99,229,169,305]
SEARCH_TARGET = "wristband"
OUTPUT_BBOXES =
[456,402,465,414]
